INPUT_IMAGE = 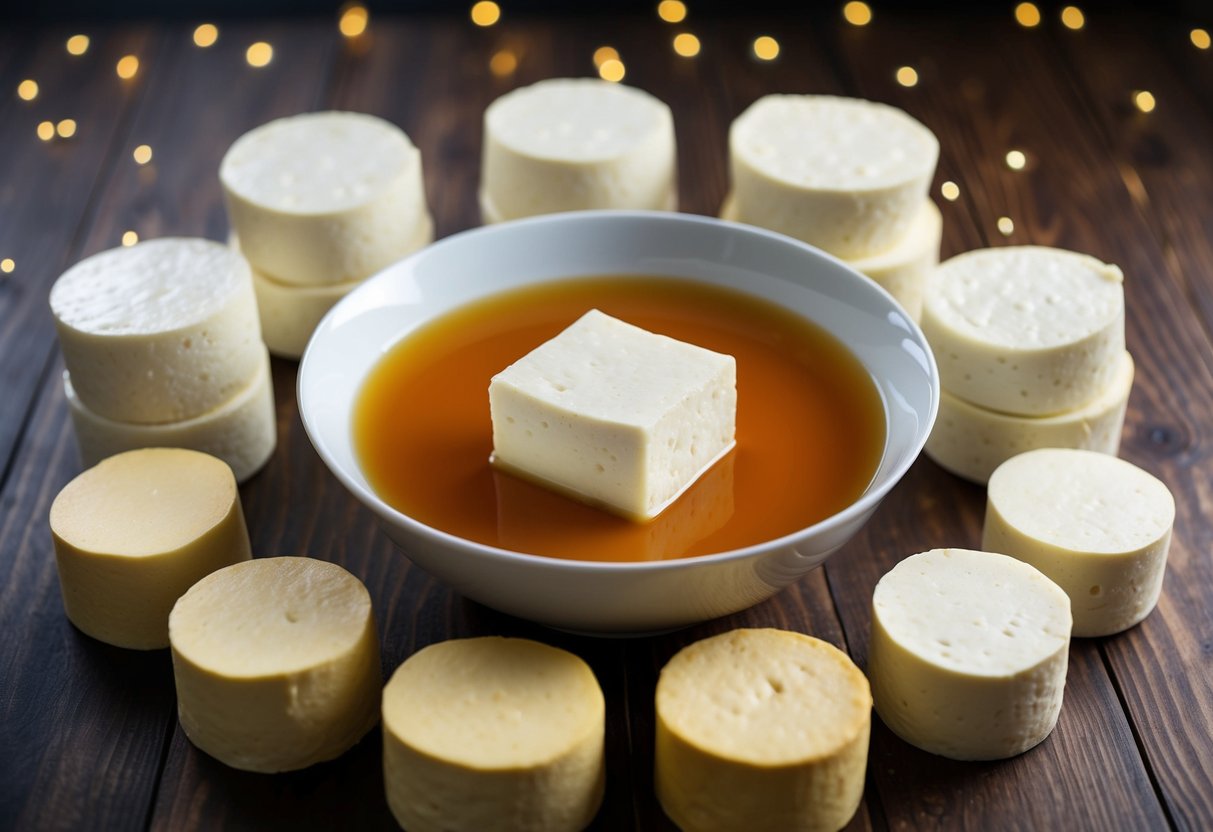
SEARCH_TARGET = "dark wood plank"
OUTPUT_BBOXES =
[0,359,178,832]
[1049,17,1213,830]
[0,25,152,485]
[817,10,1174,830]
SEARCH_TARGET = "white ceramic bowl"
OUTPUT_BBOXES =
[299,211,939,633]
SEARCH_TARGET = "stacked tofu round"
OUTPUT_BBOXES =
[221,111,433,359]
[922,246,1130,483]
[722,94,941,319]
[50,238,276,482]
[480,78,677,223]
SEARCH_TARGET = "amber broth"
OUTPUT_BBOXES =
[353,276,885,563]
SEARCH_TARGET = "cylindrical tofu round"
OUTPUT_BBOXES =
[925,351,1133,484]
[49,238,263,425]
[50,448,252,650]
[922,246,1126,416]
[655,629,871,832]
[983,449,1174,637]
[726,95,939,259]
[869,549,1072,761]
[721,197,940,319]
[221,111,432,286]
[480,78,677,223]
[64,347,276,484]
[168,557,382,773]
[382,637,605,832]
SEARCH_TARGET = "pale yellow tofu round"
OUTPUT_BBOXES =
[168,557,382,773]
[727,94,939,259]
[655,628,871,832]
[49,238,263,425]
[480,78,677,222]
[869,549,1071,761]
[64,347,276,484]
[50,448,252,649]
[221,111,432,286]
[922,246,1125,416]
[382,637,605,832]
[925,351,1133,484]
[984,448,1174,637]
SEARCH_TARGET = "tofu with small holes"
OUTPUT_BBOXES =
[489,309,736,521]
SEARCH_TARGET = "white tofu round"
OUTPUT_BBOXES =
[64,347,276,484]
[869,548,1072,761]
[382,637,605,832]
[655,629,871,832]
[50,238,263,425]
[727,94,939,259]
[480,78,677,222]
[221,111,432,286]
[983,449,1174,637]
[925,351,1133,484]
[169,557,382,773]
[50,448,252,650]
[922,246,1125,416]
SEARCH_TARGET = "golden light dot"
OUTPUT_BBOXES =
[593,46,620,68]
[598,58,626,83]
[895,66,919,87]
[37,121,55,141]
[1191,28,1210,50]
[1006,149,1027,170]
[116,55,140,80]
[66,34,90,56]
[1133,90,1156,113]
[1,259,14,274]
[194,23,219,48]
[133,144,153,164]
[997,216,1015,236]
[17,79,38,101]
[470,1,501,27]
[122,230,138,247]
[489,49,518,76]
[1060,6,1085,30]
[339,4,369,37]
[657,0,687,23]
[1014,2,1041,28]
[56,119,77,139]
[753,36,780,61]
[843,2,872,26]
[246,42,273,67]
[673,32,700,57]
[941,181,960,201]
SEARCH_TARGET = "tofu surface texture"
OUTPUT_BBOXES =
[869,548,1072,761]
[984,448,1174,637]
[480,78,677,221]
[655,628,871,832]
[922,246,1125,416]
[168,557,382,773]
[925,350,1133,484]
[49,238,263,425]
[221,111,432,285]
[382,636,605,832]
[489,309,737,521]
[727,94,939,259]
[50,448,252,650]
[64,347,277,483]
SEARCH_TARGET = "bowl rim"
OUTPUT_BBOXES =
[298,209,940,573]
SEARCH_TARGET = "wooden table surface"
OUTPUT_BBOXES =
[2,7,1211,831]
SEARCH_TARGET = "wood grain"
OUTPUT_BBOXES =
[2,10,1212,832]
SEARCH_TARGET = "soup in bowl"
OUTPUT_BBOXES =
[299,211,938,633]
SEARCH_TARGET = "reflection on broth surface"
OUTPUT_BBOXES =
[354,276,885,562]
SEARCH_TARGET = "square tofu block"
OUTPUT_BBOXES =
[489,309,737,521]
